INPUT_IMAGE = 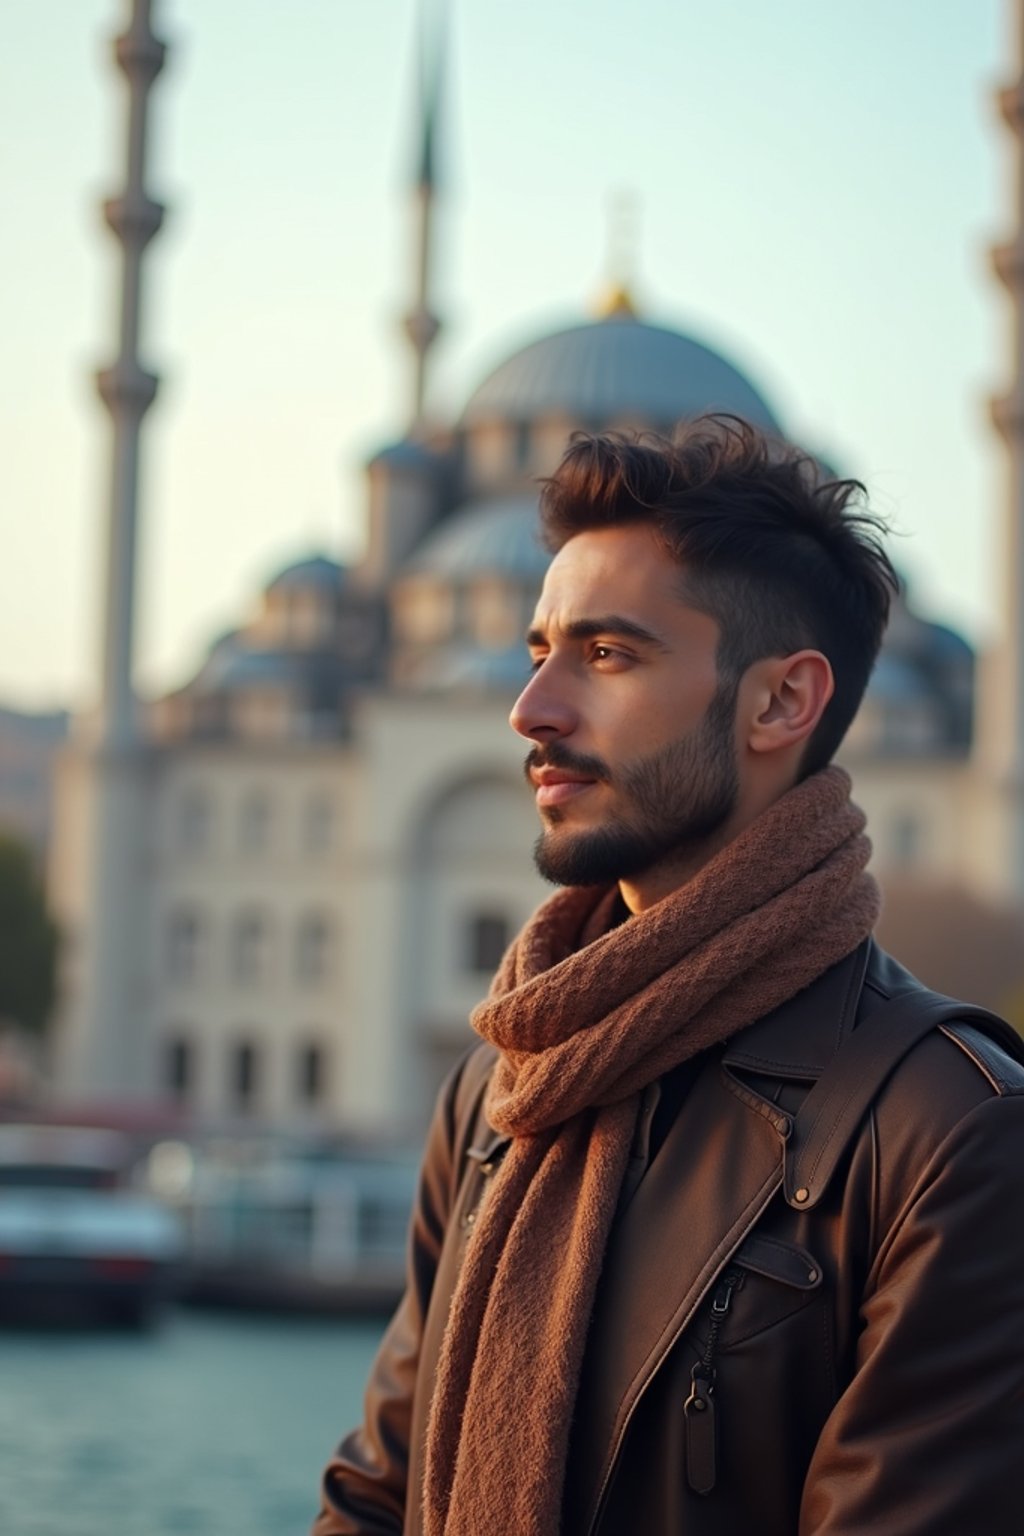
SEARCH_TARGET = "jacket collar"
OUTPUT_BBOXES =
[721,939,871,1081]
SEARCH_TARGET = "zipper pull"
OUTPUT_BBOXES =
[684,1269,743,1496]
[684,1363,718,1495]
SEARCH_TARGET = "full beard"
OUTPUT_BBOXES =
[532,681,740,887]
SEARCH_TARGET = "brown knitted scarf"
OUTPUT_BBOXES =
[422,766,879,1536]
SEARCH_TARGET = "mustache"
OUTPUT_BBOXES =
[524,743,610,783]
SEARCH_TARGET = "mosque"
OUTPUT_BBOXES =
[47,1,1024,1134]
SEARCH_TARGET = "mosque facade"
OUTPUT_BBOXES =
[46,1,1024,1135]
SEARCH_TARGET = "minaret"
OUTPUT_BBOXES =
[61,0,168,1100]
[95,0,165,749]
[401,2,444,430]
[984,0,1024,902]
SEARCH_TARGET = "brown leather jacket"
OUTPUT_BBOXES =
[313,941,1024,1535]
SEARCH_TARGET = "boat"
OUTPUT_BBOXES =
[0,1123,185,1326]
[161,1137,418,1313]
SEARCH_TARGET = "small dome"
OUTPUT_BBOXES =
[368,438,438,470]
[921,621,974,664]
[867,653,929,704]
[461,315,781,431]
[265,555,345,595]
[206,627,243,660]
[406,496,550,581]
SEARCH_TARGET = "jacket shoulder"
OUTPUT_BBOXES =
[856,945,1024,1234]
[452,1040,498,1112]
[861,941,1024,1101]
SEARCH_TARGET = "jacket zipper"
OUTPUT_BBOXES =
[683,1267,744,1496]
[585,1169,784,1536]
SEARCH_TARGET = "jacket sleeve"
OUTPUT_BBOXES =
[800,1091,1024,1535]
[311,1059,466,1536]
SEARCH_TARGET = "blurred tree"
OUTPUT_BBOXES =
[1000,981,1024,1036]
[0,831,58,1036]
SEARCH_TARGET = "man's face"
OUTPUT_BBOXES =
[511,523,741,889]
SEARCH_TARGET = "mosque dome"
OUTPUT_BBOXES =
[392,497,549,692]
[460,315,781,431]
[385,308,789,693]
[265,555,346,594]
[406,496,551,580]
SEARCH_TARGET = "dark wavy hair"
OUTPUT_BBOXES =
[538,415,899,775]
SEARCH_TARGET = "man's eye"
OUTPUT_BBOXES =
[588,644,635,671]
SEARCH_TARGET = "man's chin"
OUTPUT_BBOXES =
[533,826,653,888]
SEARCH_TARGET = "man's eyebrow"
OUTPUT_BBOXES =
[525,615,669,649]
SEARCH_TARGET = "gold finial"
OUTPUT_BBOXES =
[593,188,640,319]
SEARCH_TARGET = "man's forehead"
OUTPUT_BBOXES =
[527,541,722,655]
[530,524,689,630]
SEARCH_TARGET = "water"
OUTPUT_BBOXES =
[0,1308,387,1536]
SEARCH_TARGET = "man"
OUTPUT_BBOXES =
[314,416,1024,1535]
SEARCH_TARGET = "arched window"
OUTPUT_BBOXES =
[513,420,531,469]
[394,577,455,643]
[288,589,332,647]
[166,906,203,984]
[231,908,270,987]
[467,578,521,650]
[230,1038,260,1113]
[296,1040,328,1105]
[238,788,272,855]
[295,912,332,987]
[465,911,510,975]
[232,690,291,740]
[164,1033,195,1102]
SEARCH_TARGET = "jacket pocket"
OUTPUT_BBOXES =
[712,1231,823,1349]
[684,1235,824,1496]
[732,1231,822,1291]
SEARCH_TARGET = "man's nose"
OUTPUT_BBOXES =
[509,665,577,742]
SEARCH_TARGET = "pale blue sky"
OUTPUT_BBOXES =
[0,0,1012,709]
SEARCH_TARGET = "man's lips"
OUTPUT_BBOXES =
[529,767,599,808]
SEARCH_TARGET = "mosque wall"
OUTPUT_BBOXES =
[408,770,545,1107]
[839,757,973,883]
[132,745,360,1126]
[346,693,546,1128]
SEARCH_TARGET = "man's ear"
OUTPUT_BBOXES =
[745,650,835,756]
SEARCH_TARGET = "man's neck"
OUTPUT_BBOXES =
[616,779,800,914]
[616,820,739,913]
